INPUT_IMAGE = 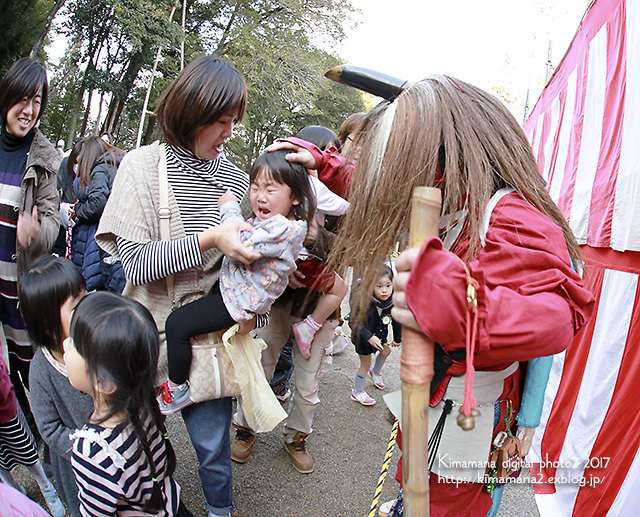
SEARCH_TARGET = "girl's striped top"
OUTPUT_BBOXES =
[71,419,180,516]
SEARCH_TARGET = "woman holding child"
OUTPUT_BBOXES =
[95,56,258,517]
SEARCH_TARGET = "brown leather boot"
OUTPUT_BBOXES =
[230,424,256,464]
[284,432,313,473]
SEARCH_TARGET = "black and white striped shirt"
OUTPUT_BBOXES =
[71,419,180,517]
[118,144,250,286]
[166,144,248,235]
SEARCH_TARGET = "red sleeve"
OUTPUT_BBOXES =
[280,137,354,199]
[405,195,595,369]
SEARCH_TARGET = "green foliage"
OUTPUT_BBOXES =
[207,0,364,169]
[226,41,365,169]
[0,0,54,75]
[44,0,364,158]
[43,72,79,142]
[44,0,182,144]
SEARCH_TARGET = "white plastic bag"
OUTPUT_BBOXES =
[222,325,287,433]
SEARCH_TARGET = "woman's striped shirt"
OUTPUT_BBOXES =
[117,143,249,286]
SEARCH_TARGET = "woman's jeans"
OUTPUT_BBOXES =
[182,397,233,515]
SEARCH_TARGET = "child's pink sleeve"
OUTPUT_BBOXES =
[0,358,16,422]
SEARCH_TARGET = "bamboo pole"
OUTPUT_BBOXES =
[402,187,441,517]
[136,6,176,149]
[180,0,187,71]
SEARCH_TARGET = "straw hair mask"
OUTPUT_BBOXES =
[328,75,582,321]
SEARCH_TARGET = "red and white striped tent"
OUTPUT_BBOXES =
[523,0,640,515]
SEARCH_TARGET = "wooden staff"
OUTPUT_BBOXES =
[402,187,441,517]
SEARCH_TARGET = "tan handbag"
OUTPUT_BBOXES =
[188,331,241,401]
[157,144,241,402]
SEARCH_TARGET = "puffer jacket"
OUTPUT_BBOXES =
[71,150,123,290]
[73,150,124,224]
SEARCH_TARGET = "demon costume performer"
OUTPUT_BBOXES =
[326,75,595,516]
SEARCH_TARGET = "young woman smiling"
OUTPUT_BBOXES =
[0,57,60,442]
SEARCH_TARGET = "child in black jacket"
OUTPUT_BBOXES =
[349,265,401,406]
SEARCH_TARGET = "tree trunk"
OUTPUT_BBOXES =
[142,114,157,146]
[30,0,67,59]
[102,49,146,135]
[93,90,105,135]
[64,12,109,144]
[79,87,93,136]
[66,87,84,149]
[68,58,97,142]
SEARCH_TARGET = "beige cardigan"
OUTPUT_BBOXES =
[96,141,251,376]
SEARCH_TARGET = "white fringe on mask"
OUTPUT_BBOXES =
[366,100,398,191]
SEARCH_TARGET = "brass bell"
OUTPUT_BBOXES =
[458,415,475,430]
[456,407,480,431]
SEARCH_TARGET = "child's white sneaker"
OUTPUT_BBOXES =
[351,390,376,406]
[369,368,385,389]
[41,485,65,517]
[157,380,193,415]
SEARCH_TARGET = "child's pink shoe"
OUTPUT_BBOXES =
[293,316,321,359]
[351,390,376,406]
[368,368,385,390]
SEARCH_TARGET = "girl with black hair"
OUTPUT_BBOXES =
[19,254,93,517]
[158,149,314,414]
[295,125,340,152]
[349,265,401,406]
[64,291,191,516]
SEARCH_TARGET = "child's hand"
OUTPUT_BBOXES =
[238,316,256,335]
[287,269,306,289]
[218,189,238,208]
[368,335,383,351]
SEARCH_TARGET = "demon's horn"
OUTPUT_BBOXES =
[325,65,410,101]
